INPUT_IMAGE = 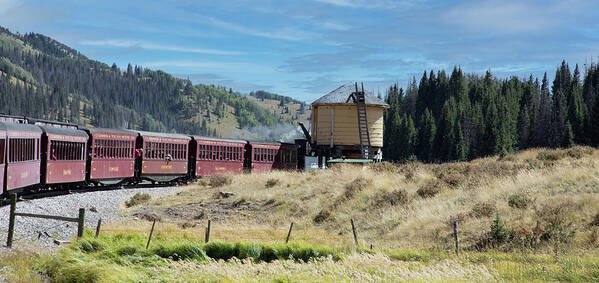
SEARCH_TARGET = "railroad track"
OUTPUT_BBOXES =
[0,181,183,207]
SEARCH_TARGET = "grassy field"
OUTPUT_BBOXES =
[2,146,599,282]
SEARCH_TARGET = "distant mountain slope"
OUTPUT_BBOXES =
[248,90,311,124]
[0,26,298,137]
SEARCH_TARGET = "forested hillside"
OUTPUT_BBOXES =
[383,61,599,162]
[0,26,290,136]
[247,90,311,123]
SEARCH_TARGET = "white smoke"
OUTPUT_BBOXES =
[231,124,307,142]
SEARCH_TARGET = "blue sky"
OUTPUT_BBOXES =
[1,0,598,102]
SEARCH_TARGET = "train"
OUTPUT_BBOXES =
[0,115,312,198]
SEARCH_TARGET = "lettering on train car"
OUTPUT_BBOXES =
[161,165,173,169]
[63,169,72,176]
[109,167,119,172]
[21,171,29,179]
[95,133,136,140]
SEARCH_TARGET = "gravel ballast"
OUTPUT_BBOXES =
[0,187,180,250]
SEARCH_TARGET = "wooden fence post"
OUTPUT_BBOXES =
[6,194,17,248]
[533,221,540,251]
[146,219,156,249]
[95,219,102,238]
[77,208,85,238]
[205,220,211,243]
[285,222,294,244]
[351,218,359,248]
[453,220,459,256]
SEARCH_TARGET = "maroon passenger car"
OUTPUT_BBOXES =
[193,136,246,176]
[0,124,5,193]
[39,126,88,185]
[85,128,137,184]
[135,131,190,182]
[247,142,281,173]
[1,122,42,194]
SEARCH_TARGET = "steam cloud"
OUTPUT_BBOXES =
[232,124,308,142]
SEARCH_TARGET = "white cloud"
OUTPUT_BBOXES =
[321,21,350,31]
[143,60,274,73]
[79,39,245,55]
[442,0,591,33]
[312,0,426,9]
[204,17,316,41]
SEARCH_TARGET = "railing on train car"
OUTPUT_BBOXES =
[0,114,27,124]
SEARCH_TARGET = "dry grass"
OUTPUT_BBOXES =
[135,146,599,253]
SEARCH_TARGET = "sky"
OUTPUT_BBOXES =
[1,0,598,102]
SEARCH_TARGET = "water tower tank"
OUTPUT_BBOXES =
[310,84,389,159]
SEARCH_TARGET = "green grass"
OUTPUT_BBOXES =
[3,231,599,282]
[29,231,343,282]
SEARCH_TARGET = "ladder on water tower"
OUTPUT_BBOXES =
[354,83,371,159]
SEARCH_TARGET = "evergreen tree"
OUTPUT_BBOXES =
[517,104,530,149]
[591,96,599,146]
[396,114,416,161]
[567,65,587,143]
[416,108,436,162]
[535,73,552,147]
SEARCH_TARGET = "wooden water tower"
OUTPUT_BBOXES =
[307,83,389,163]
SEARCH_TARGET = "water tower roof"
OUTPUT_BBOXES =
[312,84,389,107]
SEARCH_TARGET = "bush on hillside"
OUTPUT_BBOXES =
[591,212,599,227]
[489,214,509,247]
[566,146,593,159]
[536,151,564,162]
[210,175,232,187]
[125,193,151,207]
[417,179,443,198]
[343,177,372,199]
[265,178,279,188]
[371,189,409,207]
[313,208,332,224]
[535,200,577,244]
[470,201,496,218]
[508,192,532,209]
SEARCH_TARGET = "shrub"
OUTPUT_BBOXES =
[371,189,409,207]
[265,178,279,188]
[417,179,443,198]
[489,214,509,247]
[470,201,496,218]
[508,192,532,209]
[313,208,332,223]
[591,212,599,227]
[535,200,577,244]
[343,177,371,199]
[125,193,151,207]
[508,225,535,250]
[536,151,564,162]
[209,175,232,187]
[439,173,466,187]
[566,146,593,159]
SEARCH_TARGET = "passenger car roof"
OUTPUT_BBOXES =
[0,121,43,133]
[134,130,191,140]
[192,136,247,144]
[84,127,138,136]
[38,125,88,137]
